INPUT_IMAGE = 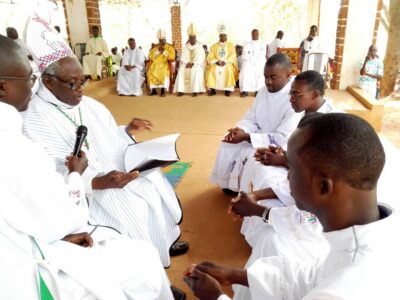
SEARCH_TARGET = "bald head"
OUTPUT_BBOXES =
[0,35,29,77]
[0,35,33,111]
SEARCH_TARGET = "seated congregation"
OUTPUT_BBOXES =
[0,11,397,300]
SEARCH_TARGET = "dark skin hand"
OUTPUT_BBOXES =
[62,232,93,247]
[216,61,226,66]
[230,191,267,218]
[223,127,250,144]
[184,267,224,300]
[92,170,140,190]
[65,150,88,175]
[126,117,153,135]
[254,146,288,168]
[96,52,102,56]
[124,65,136,71]
[186,62,194,68]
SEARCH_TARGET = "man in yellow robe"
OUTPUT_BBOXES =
[206,24,238,97]
[147,29,176,97]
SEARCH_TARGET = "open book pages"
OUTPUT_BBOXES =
[124,133,180,176]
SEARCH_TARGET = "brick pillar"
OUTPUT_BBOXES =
[85,0,102,32]
[170,5,182,52]
[372,0,383,44]
[61,0,71,45]
[331,0,349,90]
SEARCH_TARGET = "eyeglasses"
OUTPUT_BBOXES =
[46,74,90,91]
[289,90,317,98]
[0,74,37,86]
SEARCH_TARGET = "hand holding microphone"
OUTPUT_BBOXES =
[66,125,89,175]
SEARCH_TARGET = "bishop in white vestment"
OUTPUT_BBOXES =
[239,29,266,97]
[23,16,185,267]
[117,38,146,96]
[174,23,206,97]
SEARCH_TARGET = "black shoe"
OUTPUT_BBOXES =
[171,286,186,300]
[177,92,184,97]
[149,89,157,96]
[255,91,258,97]
[192,93,197,97]
[169,241,189,256]
[240,91,248,98]
[208,88,216,96]
[222,188,239,196]
[160,88,166,97]
[225,90,231,97]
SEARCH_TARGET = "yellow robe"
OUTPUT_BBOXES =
[205,41,238,89]
[147,44,176,86]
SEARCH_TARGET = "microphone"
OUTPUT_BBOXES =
[72,125,88,157]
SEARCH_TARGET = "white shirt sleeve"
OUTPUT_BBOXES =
[217,295,231,300]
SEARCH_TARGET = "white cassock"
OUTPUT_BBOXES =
[117,47,146,96]
[220,205,400,300]
[267,38,284,58]
[23,85,182,267]
[0,102,173,299]
[111,53,122,74]
[209,78,301,191]
[83,36,109,78]
[239,40,266,93]
[232,206,329,300]
[173,41,206,94]
[240,98,340,195]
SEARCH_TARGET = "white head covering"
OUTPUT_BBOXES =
[187,23,197,36]
[217,23,227,35]
[156,29,166,40]
[25,12,74,73]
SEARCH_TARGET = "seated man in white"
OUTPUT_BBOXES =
[240,70,340,199]
[239,29,266,98]
[185,113,400,300]
[0,35,173,299]
[117,38,146,96]
[23,15,188,268]
[210,53,301,194]
[83,26,109,79]
[110,46,122,76]
[174,23,206,97]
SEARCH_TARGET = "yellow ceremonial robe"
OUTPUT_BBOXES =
[205,41,238,89]
[147,44,176,86]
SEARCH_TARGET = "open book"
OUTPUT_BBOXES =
[124,133,180,175]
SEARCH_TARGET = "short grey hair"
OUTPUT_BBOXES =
[43,60,62,76]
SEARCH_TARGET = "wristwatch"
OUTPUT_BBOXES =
[262,207,270,223]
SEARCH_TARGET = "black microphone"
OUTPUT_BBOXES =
[72,125,88,157]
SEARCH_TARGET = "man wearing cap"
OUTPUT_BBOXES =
[205,24,238,97]
[147,29,176,97]
[117,38,146,96]
[239,29,266,98]
[83,26,110,80]
[22,15,189,269]
[173,23,206,97]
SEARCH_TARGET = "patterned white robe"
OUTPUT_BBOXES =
[23,84,182,267]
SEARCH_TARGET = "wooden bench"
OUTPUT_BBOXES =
[346,86,384,132]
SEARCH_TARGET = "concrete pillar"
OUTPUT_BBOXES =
[372,0,383,44]
[332,0,379,90]
[306,0,320,30]
[170,4,182,52]
[61,0,102,49]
